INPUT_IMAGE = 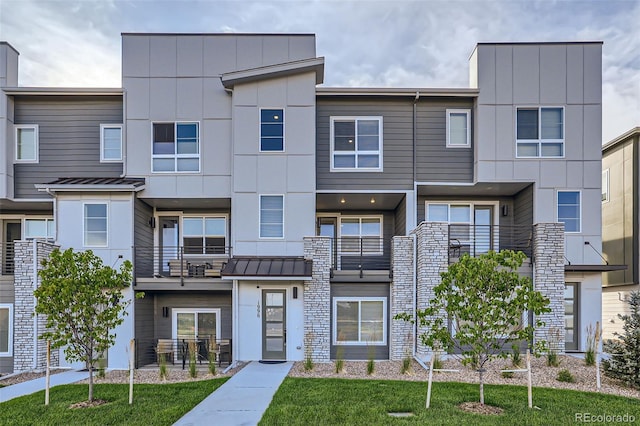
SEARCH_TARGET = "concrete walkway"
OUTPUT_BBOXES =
[174,361,292,426]
[0,370,89,403]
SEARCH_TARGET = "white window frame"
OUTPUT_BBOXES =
[332,297,387,346]
[172,308,222,341]
[259,194,285,239]
[330,116,383,172]
[83,202,108,247]
[100,124,123,162]
[259,108,285,152]
[15,124,39,163]
[557,190,581,233]
[23,217,55,240]
[181,215,228,255]
[151,121,201,173]
[446,109,471,148]
[602,169,610,203]
[515,106,565,158]
[0,304,13,357]
[425,201,499,225]
[338,216,384,255]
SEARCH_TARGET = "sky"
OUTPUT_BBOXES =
[0,0,638,142]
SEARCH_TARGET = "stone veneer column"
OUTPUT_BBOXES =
[13,240,59,372]
[414,222,449,358]
[533,223,565,354]
[390,236,414,360]
[303,236,331,362]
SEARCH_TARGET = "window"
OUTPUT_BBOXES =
[339,217,382,254]
[333,298,386,345]
[516,107,564,157]
[260,195,284,238]
[446,109,471,147]
[24,218,55,240]
[15,125,38,162]
[557,191,581,233]
[84,203,108,246]
[260,109,284,151]
[330,117,383,171]
[0,304,13,356]
[173,308,221,342]
[183,216,226,254]
[152,122,199,172]
[100,124,122,162]
[602,169,609,203]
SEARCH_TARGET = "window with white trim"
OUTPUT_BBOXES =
[0,304,13,356]
[259,195,284,238]
[557,191,581,233]
[446,109,471,147]
[339,217,382,254]
[333,297,386,345]
[516,107,564,157]
[100,124,123,162]
[330,117,383,171]
[84,203,108,246]
[602,169,609,203]
[183,216,226,254]
[15,125,38,163]
[260,109,284,151]
[152,122,199,172]
[24,218,55,240]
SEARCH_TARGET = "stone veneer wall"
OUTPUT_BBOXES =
[414,222,449,358]
[533,223,565,353]
[303,236,331,361]
[390,236,414,360]
[13,240,59,372]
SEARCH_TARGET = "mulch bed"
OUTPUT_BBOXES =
[69,399,109,409]
[458,401,504,415]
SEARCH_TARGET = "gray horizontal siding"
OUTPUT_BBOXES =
[0,279,14,303]
[0,356,13,373]
[13,96,123,198]
[514,185,534,228]
[134,295,155,367]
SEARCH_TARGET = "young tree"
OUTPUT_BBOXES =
[35,248,136,402]
[603,291,640,389]
[397,250,550,405]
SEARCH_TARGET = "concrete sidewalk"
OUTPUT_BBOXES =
[0,370,89,403]
[174,361,292,426]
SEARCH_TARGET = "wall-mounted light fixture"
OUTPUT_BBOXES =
[162,307,169,318]
[149,217,156,228]
[501,205,509,217]
[293,286,298,299]
[340,197,346,204]
[370,197,376,204]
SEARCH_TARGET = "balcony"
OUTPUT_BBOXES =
[448,224,533,263]
[329,237,391,278]
[1,242,15,276]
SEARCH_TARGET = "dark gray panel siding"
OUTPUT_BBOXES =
[316,99,414,190]
[415,99,474,182]
[514,185,534,228]
[13,96,123,198]
[330,283,390,360]
[0,279,14,303]
[0,356,13,373]
[134,294,155,367]
[134,200,154,278]
[394,196,407,235]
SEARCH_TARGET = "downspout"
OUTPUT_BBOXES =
[412,232,417,358]
[413,92,420,183]
[225,278,238,373]
[43,188,57,244]
[120,90,127,178]
[32,238,38,369]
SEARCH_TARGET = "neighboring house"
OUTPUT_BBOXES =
[601,127,640,340]
[0,36,611,373]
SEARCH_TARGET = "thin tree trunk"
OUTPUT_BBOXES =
[479,368,485,405]
[88,364,94,402]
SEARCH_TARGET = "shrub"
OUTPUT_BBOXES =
[367,359,375,375]
[208,356,216,376]
[401,356,412,375]
[188,341,198,378]
[304,356,314,371]
[556,369,575,383]
[501,371,514,379]
[432,352,443,370]
[603,291,640,389]
[159,353,168,380]
[547,352,560,367]
[584,323,598,366]
[511,344,522,367]
[334,346,344,374]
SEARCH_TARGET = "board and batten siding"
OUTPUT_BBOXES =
[13,95,123,198]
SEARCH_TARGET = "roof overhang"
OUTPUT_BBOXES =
[417,181,532,197]
[3,87,123,96]
[35,177,145,193]
[565,264,627,272]
[316,87,479,97]
[221,257,312,280]
[221,57,324,89]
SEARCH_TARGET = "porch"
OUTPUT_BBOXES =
[134,338,232,370]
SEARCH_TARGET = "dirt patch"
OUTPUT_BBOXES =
[69,399,109,409]
[459,401,504,415]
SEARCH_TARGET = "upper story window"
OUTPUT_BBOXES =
[446,109,471,148]
[602,169,610,203]
[15,125,39,163]
[557,191,581,233]
[516,107,564,158]
[152,122,199,173]
[260,109,284,151]
[84,203,108,247]
[340,216,382,254]
[260,195,284,238]
[101,124,123,162]
[24,218,55,240]
[183,216,227,254]
[330,117,383,171]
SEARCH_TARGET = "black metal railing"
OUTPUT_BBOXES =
[134,337,232,369]
[133,245,231,279]
[1,242,15,275]
[448,224,533,263]
[329,237,391,272]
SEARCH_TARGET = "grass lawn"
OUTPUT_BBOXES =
[0,378,228,426]
[260,378,640,425]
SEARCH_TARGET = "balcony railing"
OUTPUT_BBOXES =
[329,237,391,273]
[133,245,231,279]
[447,224,533,263]
[1,242,15,275]
[134,337,232,369]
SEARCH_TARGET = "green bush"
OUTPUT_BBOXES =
[501,371,514,379]
[304,356,314,371]
[556,369,575,383]
[547,352,560,367]
[584,323,598,366]
[401,356,412,374]
[511,344,522,367]
[366,359,375,375]
[159,353,168,380]
[603,291,640,389]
